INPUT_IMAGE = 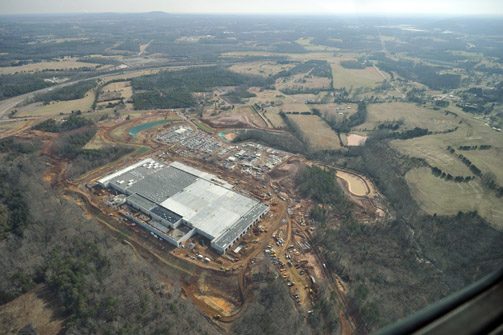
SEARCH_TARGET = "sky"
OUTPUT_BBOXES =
[1,0,502,16]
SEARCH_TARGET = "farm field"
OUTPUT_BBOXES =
[263,107,287,128]
[101,81,133,100]
[275,73,331,92]
[391,134,473,176]
[0,58,98,75]
[16,89,96,118]
[461,148,503,184]
[286,114,341,151]
[391,110,503,178]
[331,60,385,88]
[248,88,323,106]
[313,103,357,124]
[96,80,134,110]
[357,102,459,132]
[228,61,295,77]
[406,167,503,228]
[296,37,337,52]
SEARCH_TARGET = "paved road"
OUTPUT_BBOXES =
[0,61,224,122]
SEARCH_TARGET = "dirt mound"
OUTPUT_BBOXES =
[269,159,303,180]
[203,114,258,129]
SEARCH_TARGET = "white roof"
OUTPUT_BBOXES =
[175,127,190,134]
[169,161,232,189]
[160,179,257,239]
[98,158,155,186]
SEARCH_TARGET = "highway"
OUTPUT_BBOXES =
[0,61,227,122]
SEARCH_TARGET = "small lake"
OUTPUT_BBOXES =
[128,120,168,137]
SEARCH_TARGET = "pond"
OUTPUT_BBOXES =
[128,120,169,137]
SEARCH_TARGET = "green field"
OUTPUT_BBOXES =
[16,89,96,118]
[331,60,385,89]
[390,106,503,178]
[391,134,473,176]
[286,114,342,151]
[406,167,503,229]
[358,102,459,132]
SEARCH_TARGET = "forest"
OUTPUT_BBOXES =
[306,140,503,332]
[374,55,462,90]
[132,67,266,109]
[33,80,97,103]
[0,73,53,100]
[0,143,219,334]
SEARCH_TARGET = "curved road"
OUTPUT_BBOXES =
[0,61,227,122]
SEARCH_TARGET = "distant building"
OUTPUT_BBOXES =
[98,159,268,254]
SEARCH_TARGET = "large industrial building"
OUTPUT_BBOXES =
[98,158,269,254]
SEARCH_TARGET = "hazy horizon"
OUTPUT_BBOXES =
[1,0,503,16]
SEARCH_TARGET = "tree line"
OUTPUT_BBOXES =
[0,146,218,334]
[32,80,97,104]
[131,66,267,110]
[431,166,474,182]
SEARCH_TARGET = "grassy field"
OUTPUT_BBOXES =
[406,167,503,229]
[331,60,385,89]
[228,61,295,77]
[101,81,133,100]
[275,73,331,92]
[359,102,460,132]
[246,88,334,129]
[286,114,341,151]
[264,108,287,128]
[296,37,337,52]
[0,59,97,75]
[313,103,357,124]
[391,134,473,176]
[461,148,503,184]
[247,89,319,121]
[391,106,503,179]
[83,130,109,150]
[16,89,96,118]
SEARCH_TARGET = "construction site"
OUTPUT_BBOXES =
[19,107,389,334]
[97,158,269,254]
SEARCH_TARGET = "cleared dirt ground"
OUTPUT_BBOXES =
[204,106,267,128]
[346,133,367,146]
